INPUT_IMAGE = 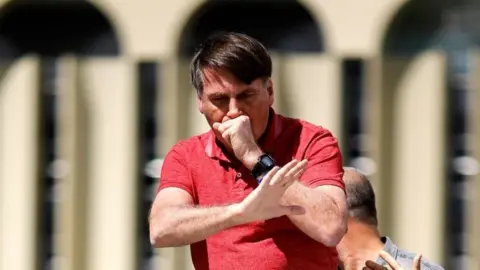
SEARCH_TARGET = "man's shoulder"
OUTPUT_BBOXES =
[381,237,445,270]
[278,114,334,139]
[396,248,445,270]
[167,132,210,156]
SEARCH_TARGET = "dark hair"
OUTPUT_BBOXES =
[343,168,378,226]
[190,31,272,96]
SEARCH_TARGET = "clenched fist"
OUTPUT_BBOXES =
[212,115,263,169]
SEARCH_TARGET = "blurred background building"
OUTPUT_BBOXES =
[0,0,479,270]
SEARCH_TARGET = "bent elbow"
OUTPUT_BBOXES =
[324,227,347,247]
[150,225,182,248]
[322,207,348,247]
[149,226,169,248]
[320,221,348,247]
[150,222,187,248]
[149,216,177,248]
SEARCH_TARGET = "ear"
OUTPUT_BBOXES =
[197,95,205,114]
[266,79,274,106]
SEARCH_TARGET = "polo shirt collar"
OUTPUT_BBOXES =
[204,107,282,163]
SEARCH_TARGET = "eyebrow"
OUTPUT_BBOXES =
[207,92,229,99]
[207,87,257,99]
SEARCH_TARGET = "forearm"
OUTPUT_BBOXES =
[282,181,347,246]
[150,203,244,247]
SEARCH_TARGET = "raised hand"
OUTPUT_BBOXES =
[363,251,423,270]
[236,159,308,223]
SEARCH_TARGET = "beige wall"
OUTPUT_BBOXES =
[469,51,480,270]
[0,57,41,270]
[91,0,412,58]
[1,0,479,269]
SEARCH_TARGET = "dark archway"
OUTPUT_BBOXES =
[0,1,120,58]
[178,0,324,56]
[382,0,479,56]
[382,0,445,56]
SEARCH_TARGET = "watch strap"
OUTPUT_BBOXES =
[251,154,276,181]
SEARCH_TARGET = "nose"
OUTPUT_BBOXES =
[225,98,243,119]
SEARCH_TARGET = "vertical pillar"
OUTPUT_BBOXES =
[364,55,384,223]
[55,56,89,270]
[390,51,447,263]
[280,54,342,138]
[0,57,41,270]
[269,53,289,116]
[369,55,407,235]
[469,51,480,270]
[80,58,138,270]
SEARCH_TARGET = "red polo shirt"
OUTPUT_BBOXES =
[158,109,345,270]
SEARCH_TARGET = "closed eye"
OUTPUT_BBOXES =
[237,92,256,100]
[212,96,227,101]
[208,94,229,103]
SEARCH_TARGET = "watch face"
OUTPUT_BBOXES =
[261,156,275,167]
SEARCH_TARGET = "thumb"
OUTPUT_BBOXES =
[282,205,305,216]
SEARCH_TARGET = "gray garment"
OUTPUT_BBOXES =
[375,236,445,270]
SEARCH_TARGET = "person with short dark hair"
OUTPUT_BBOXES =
[337,167,444,270]
[149,31,348,269]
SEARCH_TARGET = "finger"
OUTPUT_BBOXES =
[292,167,306,179]
[365,261,386,270]
[379,251,403,269]
[221,131,230,143]
[281,205,305,216]
[284,159,308,179]
[236,114,249,122]
[270,159,299,186]
[277,161,306,187]
[280,171,298,189]
[213,121,235,134]
[221,118,237,127]
[412,254,422,270]
[258,166,280,187]
[213,122,228,134]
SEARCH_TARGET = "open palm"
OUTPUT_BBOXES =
[239,159,308,223]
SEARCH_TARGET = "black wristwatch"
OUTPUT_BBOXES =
[251,154,276,181]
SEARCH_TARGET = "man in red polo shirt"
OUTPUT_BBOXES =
[149,32,347,269]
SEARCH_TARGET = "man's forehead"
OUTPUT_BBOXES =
[202,68,262,94]
[203,68,243,88]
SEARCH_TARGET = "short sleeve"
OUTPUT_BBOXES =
[157,142,194,198]
[299,130,345,191]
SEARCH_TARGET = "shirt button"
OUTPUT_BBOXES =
[236,172,242,178]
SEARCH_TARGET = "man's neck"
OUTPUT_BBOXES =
[338,223,384,270]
